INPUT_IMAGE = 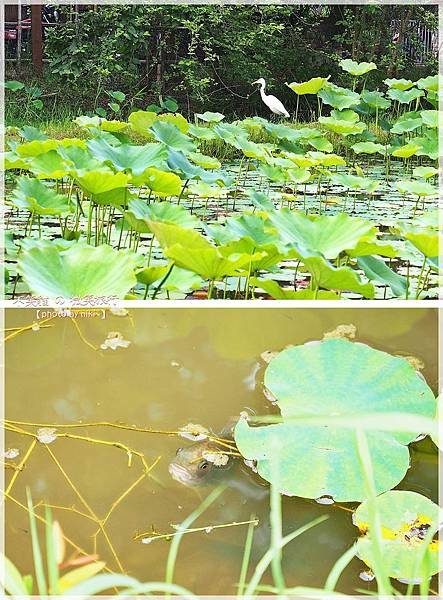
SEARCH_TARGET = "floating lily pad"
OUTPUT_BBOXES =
[234,339,436,501]
[354,490,441,581]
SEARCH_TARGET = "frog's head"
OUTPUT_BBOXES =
[168,441,219,486]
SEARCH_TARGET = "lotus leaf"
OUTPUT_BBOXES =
[131,167,182,196]
[195,111,225,123]
[76,170,130,196]
[332,173,379,192]
[412,166,438,180]
[286,77,329,95]
[414,130,438,160]
[319,116,366,136]
[29,150,71,179]
[301,256,375,298]
[4,152,30,170]
[16,139,59,157]
[158,113,190,133]
[391,144,421,159]
[268,210,376,259]
[360,90,391,109]
[188,152,221,170]
[318,82,362,110]
[125,199,198,233]
[234,338,436,500]
[17,242,136,298]
[416,75,438,92]
[351,142,386,155]
[395,180,437,197]
[87,138,167,175]
[187,124,218,141]
[391,117,423,134]
[307,136,333,153]
[354,491,440,580]
[387,88,424,104]
[357,256,408,297]
[128,111,158,136]
[384,78,414,91]
[98,120,129,132]
[250,278,339,300]
[347,240,397,258]
[403,231,439,258]
[420,110,438,128]
[11,177,73,216]
[340,59,377,76]
[150,121,195,153]
[213,123,249,145]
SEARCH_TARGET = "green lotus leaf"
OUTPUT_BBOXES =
[136,264,169,286]
[188,152,221,170]
[166,149,202,179]
[360,90,391,109]
[157,113,190,133]
[11,177,73,216]
[76,170,130,196]
[416,75,438,92]
[420,110,438,128]
[28,150,71,179]
[236,139,272,161]
[98,119,129,132]
[395,180,437,197]
[187,124,218,141]
[17,242,136,298]
[269,210,376,259]
[128,111,158,136]
[354,491,440,580]
[147,221,212,251]
[310,152,346,167]
[301,256,374,298]
[331,109,360,123]
[258,164,288,183]
[221,239,283,272]
[150,121,195,153]
[250,277,339,300]
[391,143,421,159]
[286,77,329,95]
[331,173,379,192]
[307,136,333,153]
[131,167,182,196]
[384,78,415,91]
[5,80,25,91]
[346,240,397,258]
[414,130,438,160]
[188,181,227,199]
[87,138,167,175]
[403,231,440,258]
[287,167,311,184]
[162,267,204,293]
[319,116,366,136]
[213,123,248,145]
[357,255,408,297]
[391,117,423,134]
[74,115,102,129]
[351,142,386,155]
[16,139,59,157]
[387,88,424,104]
[412,166,439,180]
[234,338,436,501]
[4,152,31,170]
[340,59,377,76]
[195,111,225,123]
[165,245,260,281]
[57,146,102,174]
[125,199,198,233]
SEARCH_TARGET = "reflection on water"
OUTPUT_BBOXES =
[5,308,438,594]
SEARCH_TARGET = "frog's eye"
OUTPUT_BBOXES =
[198,460,209,470]
[176,447,183,455]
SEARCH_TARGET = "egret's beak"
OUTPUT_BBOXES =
[252,80,260,85]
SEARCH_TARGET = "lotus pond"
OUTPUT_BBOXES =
[4,308,439,596]
[4,66,440,300]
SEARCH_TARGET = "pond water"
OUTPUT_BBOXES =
[5,308,438,594]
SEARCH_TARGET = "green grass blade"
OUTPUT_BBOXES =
[26,487,48,596]
[324,543,358,591]
[44,506,59,594]
[236,513,256,596]
[62,573,139,595]
[244,514,329,596]
[120,581,195,596]
[165,485,226,587]
[270,446,286,592]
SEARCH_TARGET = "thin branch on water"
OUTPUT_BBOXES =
[5,438,37,495]
[4,316,56,342]
[133,517,259,542]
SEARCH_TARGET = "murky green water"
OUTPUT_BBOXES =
[5,308,438,594]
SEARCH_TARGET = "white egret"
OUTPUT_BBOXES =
[252,78,290,118]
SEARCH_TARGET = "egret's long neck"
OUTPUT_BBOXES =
[259,82,267,101]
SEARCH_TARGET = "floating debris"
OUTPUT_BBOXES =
[315,495,335,505]
[263,386,278,404]
[36,427,57,444]
[359,570,375,582]
[244,459,258,473]
[323,323,357,340]
[4,448,20,459]
[31,322,40,332]
[170,360,180,367]
[109,308,129,317]
[260,350,279,364]
[178,423,210,441]
[205,526,214,534]
[202,451,229,466]
[401,355,425,371]
[100,331,131,351]
[141,537,153,545]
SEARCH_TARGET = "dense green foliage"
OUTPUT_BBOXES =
[6,5,438,122]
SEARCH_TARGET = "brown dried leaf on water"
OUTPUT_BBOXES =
[202,451,229,466]
[100,331,131,351]
[323,323,357,341]
[52,520,66,565]
[178,423,210,441]
[4,448,20,459]
[36,427,57,444]
[59,553,100,570]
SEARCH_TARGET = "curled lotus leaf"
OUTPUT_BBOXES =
[384,78,415,91]
[360,90,391,110]
[420,110,438,129]
[195,111,225,123]
[131,167,182,196]
[339,59,377,76]
[234,339,436,501]
[150,121,195,153]
[387,88,424,104]
[351,142,386,155]
[354,491,441,580]
[11,177,73,216]
[391,144,421,159]
[416,75,438,92]
[286,76,329,95]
